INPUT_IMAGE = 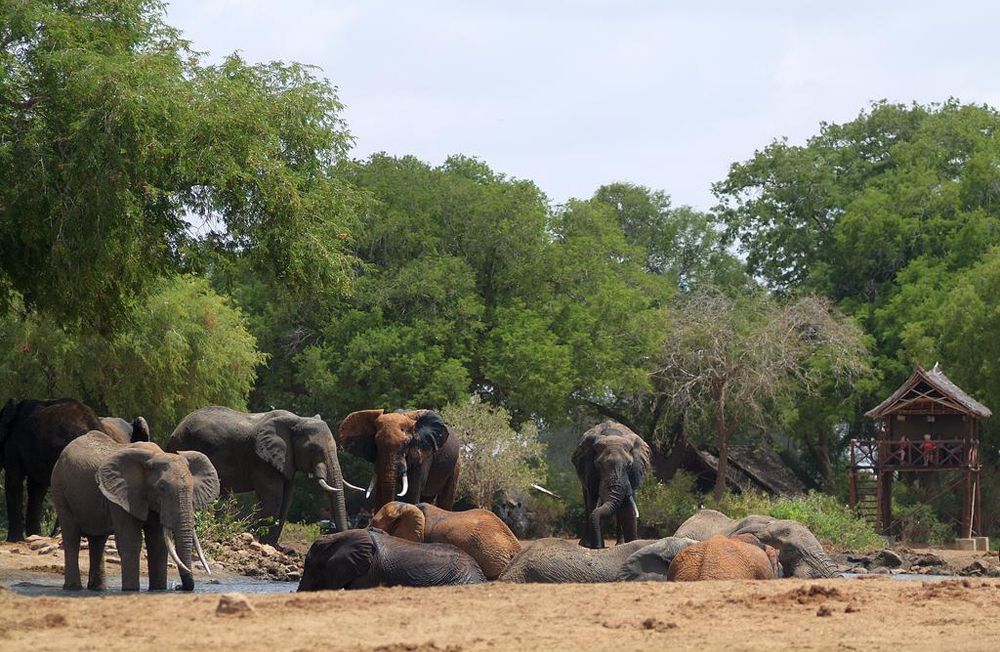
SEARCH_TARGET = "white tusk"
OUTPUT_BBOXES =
[342,478,367,492]
[397,474,408,497]
[365,475,375,499]
[629,495,640,519]
[193,530,212,576]
[163,527,191,575]
[318,478,342,493]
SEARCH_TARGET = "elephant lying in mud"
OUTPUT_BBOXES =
[667,535,782,581]
[499,538,657,583]
[616,537,698,581]
[674,510,839,578]
[371,501,521,580]
[297,528,487,590]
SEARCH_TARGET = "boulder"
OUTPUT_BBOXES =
[872,549,904,569]
[216,593,254,617]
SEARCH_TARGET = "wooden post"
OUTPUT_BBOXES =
[878,470,893,535]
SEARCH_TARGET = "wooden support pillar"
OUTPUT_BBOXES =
[973,470,982,537]
[960,468,973,538]
[878,470,893,535]
[848,470,857,509]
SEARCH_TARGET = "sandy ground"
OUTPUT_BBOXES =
[2,576,1000,651]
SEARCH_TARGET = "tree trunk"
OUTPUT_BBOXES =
[713,382,732,501]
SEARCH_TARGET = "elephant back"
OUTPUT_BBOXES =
[674,509,737,540]
[499,538,656,584]
[51,431,124,534]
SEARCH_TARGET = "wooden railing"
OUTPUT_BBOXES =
[849,439,974,470]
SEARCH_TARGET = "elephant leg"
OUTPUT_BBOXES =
[61,519,83,590]
[111,509,143,591]
[435,470,459,510]
[143,513,168,591]
[4,465,25,541]
[615,504,638,544]
[24,476,48,538]
[579,484,599,548]
[253,473,287,545]
[86,534,108,590]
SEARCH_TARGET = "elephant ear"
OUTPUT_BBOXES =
[98,446,154,521]
[254,417,295,479]
[571,422,607,478]
[628,433,652,488]
[372,502,425,541]
[0,399,17,439]
[336,409,384,463]
[325,530,376,589]
[414,410,448,450]
[178,450,221,509]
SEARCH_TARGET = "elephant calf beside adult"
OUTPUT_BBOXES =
[667,534,782,581]
[572,421,651,548]
[168,406,362,545]
[372,501,521,579]
[336,409,460,514]
[674,510,840,578]
[51,432,219,591]
[297,528,486,591]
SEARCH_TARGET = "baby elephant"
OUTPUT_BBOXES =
[51,431,219,591]
[371,501,521,579]
[667,534,781,581]
[298,528,487,591]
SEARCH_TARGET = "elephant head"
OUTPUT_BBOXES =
[97,442,220,591]
[734,518,837,578]
[336,409,450,511]
[370,502,425,541]
[254,413,353,533]
[298,529,376,591]
[572,421,651,548]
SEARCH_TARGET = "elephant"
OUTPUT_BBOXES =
[1,398,136,541]
[674,509,840,578]
[371,501,521,579]
[168,406,360,545]
[616,537,698,581]
[571,421,651,548]
[336,409,460,514]
[666,534,781,581]
[297,528,486,591]
[498,537,657,583]
[100,416,150,443]
[50,431,219,591]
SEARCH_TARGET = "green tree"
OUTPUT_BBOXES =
[1,0,363,331]
[0,276,265,436]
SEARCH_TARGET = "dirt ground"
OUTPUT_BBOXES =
[2,576,1000,651]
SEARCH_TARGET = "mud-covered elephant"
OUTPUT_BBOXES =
[1,398,137,541]
[667,534,781,581]
[371,501,521,579]
[499,537,656,583]
[168,406,360,544]
[617,537,698,581]
[297,528,486,590]
[572,421,651,548]
[51,431,219,591]
[336,409,460,514]
[100,416,150,443]
[674,510,839,578]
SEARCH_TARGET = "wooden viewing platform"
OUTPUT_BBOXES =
[849,363,989,538]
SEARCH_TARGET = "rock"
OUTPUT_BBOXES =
[851,567,868,574]
[259,544,277,558]
[249,541,263,552]
[912,553,946,567]
[873,549,904,569]
[216,593,255,617]
[960,560,988,576]
[107,556,121,565]
[28,538,51,550]
[10,548,22,554]
[987,568,1000,578]
[238,533,255,544]
[286,571,301,581]
[872,566,890,575]
[25,535,44,542]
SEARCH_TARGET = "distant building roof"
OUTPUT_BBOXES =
[865,363,991,420]
[687,445,807,496]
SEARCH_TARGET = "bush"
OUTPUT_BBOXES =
[442,397,547,508]
[893,501,953,545]
[279,521,322,549]
[706,489,884,552]
[634,471,701,537]
[195,494,258,546]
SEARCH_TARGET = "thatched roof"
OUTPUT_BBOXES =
[865,363,991,420]
[687,445,806,496]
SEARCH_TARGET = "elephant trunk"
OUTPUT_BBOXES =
[374,453,400,511]
[317,451,349,533]
[167,488,196,591]
[589,473,630,547]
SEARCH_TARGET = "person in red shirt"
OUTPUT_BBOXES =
[920,433,935,466]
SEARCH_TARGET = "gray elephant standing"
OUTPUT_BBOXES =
[51,432,219,591]
[674,509,839,578]
[499,537,656,583]
[100,416,150,443]
[168,406,361,544]
[572,421,651,548]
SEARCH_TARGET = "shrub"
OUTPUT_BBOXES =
[442,397,547,508]
[195,494,258,546]
[279,521,322,549]
[893,501,953,545]
[634,471,701,537]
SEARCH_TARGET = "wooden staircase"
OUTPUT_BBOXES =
[852,472,880,529]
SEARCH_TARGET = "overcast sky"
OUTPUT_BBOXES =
[165,1,1000,210]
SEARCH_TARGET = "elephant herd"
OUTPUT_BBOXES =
[0,397,840,593]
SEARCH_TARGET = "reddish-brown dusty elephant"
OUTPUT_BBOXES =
[336,409,460,514]
[371,501,521,579]
[666,534,781,581]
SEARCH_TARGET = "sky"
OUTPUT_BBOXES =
[164,1,1000,210]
